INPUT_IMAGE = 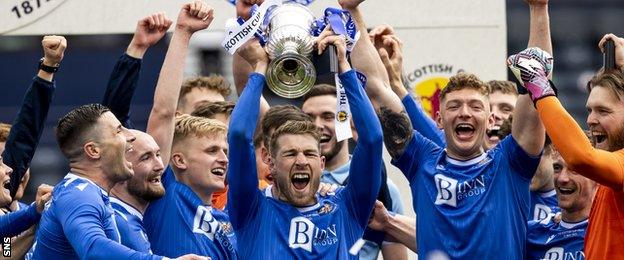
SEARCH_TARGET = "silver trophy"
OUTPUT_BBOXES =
[265,3,316,98]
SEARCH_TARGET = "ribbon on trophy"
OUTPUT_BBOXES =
[334,73,353,142]
[312,7,360,54]
[312,8,361,141]
[221,0,282,54]
[226,0,316,6]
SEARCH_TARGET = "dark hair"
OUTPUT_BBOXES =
[56,104,110,159]
[486,80,518,96]
[260,105,312,149]
[191,100,235,119]
[302,84,336,104]
[439,73,489,102]
[269,120,321,156]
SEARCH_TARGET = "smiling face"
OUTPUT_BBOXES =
[551,150,596,212]
[97,112,136,183]
[176,134,229,193]
[271,134,324,207]
[586,86,624,152]
[485,91,517,148]
[302,94,345,162]
[0,156,13,206]
[438,88,492,159]
[124,130,165,202]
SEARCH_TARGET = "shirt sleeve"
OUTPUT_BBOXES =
[402,94,446,147]
[226,73,265,229]
[499,135,541,181]
[101,53,142,129]
[339,70,384,229]
[0,203,40,237]
[391,130,441,183]
[55,190,162,260]
[3,76,55,198]
[536,96,624,190]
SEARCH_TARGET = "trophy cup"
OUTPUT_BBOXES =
[265,3,317,99]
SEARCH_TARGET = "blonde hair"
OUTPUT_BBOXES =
[269,120,321,156]
[172,114,228,146]
[0,123,11,143]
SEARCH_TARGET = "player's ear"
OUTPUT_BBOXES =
[170,152,187,170]
[319,155,326,171]
[84,141,101,160]
[261,146,271,165]
[436,111,443,129]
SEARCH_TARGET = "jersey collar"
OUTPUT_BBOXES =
[560,218,588,229]
[110,197,144,221]
[65,172,108,196]
[445,152,488,167]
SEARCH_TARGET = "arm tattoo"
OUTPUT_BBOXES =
[378,106,414,158]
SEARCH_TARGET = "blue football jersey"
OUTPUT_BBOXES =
[392,133,540,259]
[226,70,382,259]
[110,197,152,253]
[34,173,161,260]
[232,187,366,259]
[526,217,587,260]
[530,189,560,221]
[143,167,237,259]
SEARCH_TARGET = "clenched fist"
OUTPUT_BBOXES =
[176,1,214,34]
[35,184,53,213]
[41,35,67,66]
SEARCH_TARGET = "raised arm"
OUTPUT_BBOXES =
[227,39,268,227]
[4,36,63,198]
[507,0,552,157]
[339,0,413,159]
[371,26,446,146]
[526,0,553,67]
[102,13,172,129]
[527,34,624,190]
[317,30,383,228]
[146,1,214,163]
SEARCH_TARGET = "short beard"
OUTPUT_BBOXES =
[322,140,346,163]
[127,177,165,202]
[607,129,624,152]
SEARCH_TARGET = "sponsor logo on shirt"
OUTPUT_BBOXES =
[288,217,338,252]
[543,247,585,260]
[534,204,553,222]
[193,206,220,241]
[434,174,487,207]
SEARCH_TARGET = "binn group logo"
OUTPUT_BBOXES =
[434,174,487,207]
[193,206,220,241]
[288,217,338,252]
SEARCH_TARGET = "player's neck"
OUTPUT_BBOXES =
[561,207,590,223]
[324,145,350,172]
[446,148,485,163]
[69,163,115,192]
[110,185,148,214]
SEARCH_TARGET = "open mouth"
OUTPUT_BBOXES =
[319,134,331,144]
[291,172,310,190]
[592,132,607,145]
[125,145,133,153]
[265,173,274,183]
[2,178,10,192]
[211,168,226,177]
[557,186,576,195]
[147,175,161,184]
[455,123,475,140]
